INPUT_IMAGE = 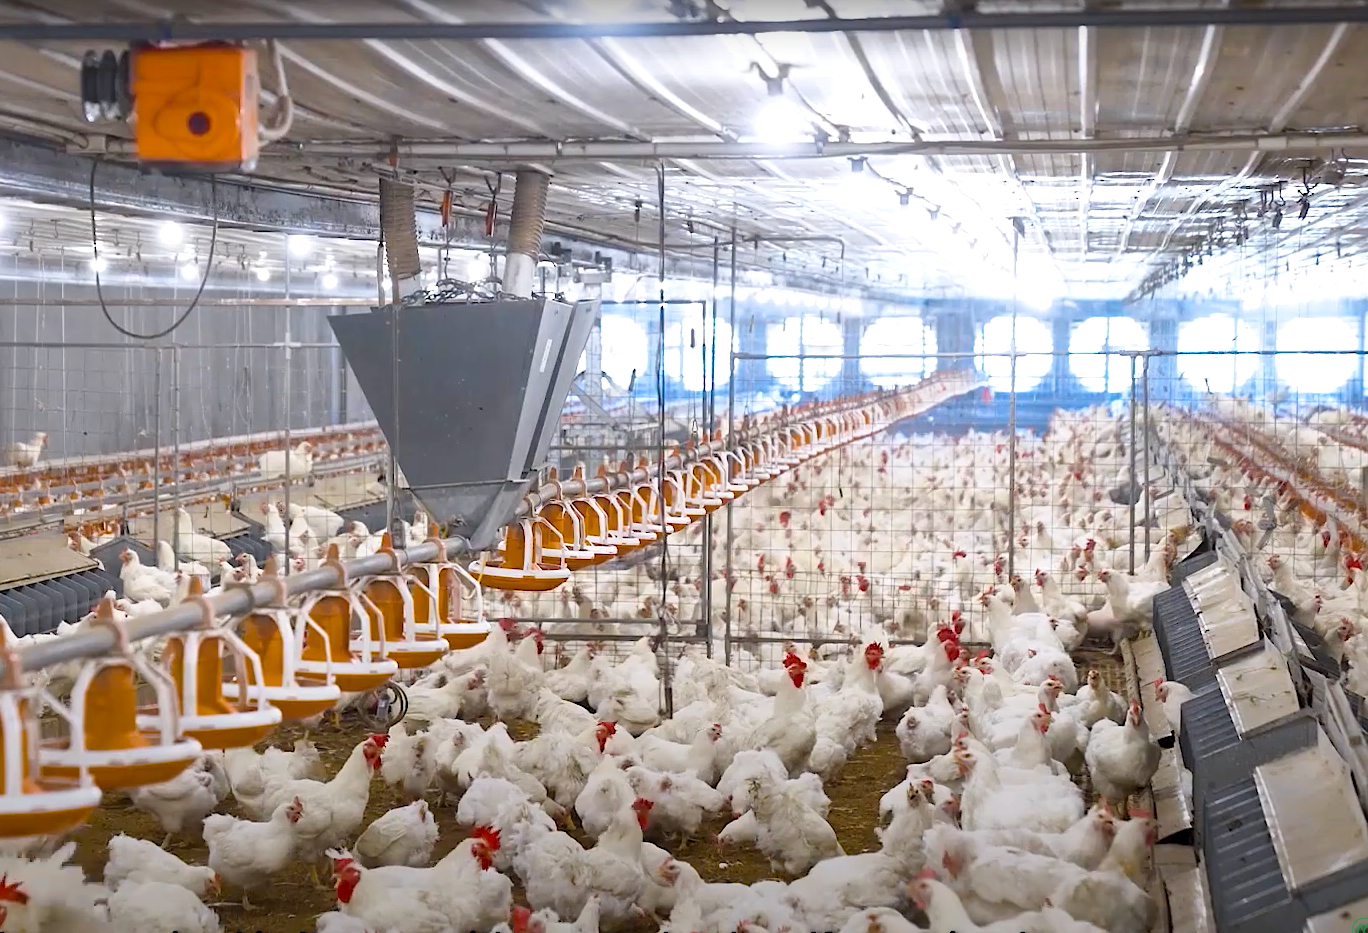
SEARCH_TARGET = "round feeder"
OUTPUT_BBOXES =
[697,457,736,501]
[39,598,202,791]
[407,541,489,650]
[139,576,281,748]
[619,486,662,542]
[0,652,101,838]
[470,519,571,592]
[718,451,754,493]
[571,496,624,565]
[441,616,492,651]
[687,461,729,511]
[295,545,399,694]
[661,473,702,525]
[356,535,449,670]
[748,443,777,481]
[634,481,683,533]
[232,605,341,721]
[594,492,644,552]
[542,499,607,569]
[141,588,282,749]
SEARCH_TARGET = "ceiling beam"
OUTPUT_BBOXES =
[105,129,1368,163]
[1078,24,1097,259]
[7,6,1368,40]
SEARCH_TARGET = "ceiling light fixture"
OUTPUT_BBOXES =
[753,97,812,144]
[321,272,339,290]
[255,266,271,282]
[849,157,866,174]
[179,262,199,282]
[89,256,107,273]
[158,221,184,247]
[287,234,312,258]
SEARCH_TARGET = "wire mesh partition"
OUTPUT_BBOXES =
[1147,349,1368,639]
[0,297,388,536]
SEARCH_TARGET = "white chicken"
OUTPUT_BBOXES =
[2,431,46,468]
[202,796,304,909]
[514,798,651,927]
[354,800,439,868]
[173,507,232,564]
[129,755,228,847]
[260,734,387,885]
[103,834,219,897]
[1084,700,1161,809]
[258,440,314,479]
[104,880,222,933]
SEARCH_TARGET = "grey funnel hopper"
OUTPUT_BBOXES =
[329,297,599,550]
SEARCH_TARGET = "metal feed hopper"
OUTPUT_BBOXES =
[329,297,599,550]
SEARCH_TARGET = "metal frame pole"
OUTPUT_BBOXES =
[151,349,161,554]
[1143,352,1152,562]
[724,226,737,667]
[172,346,181,550]
[1128,353,1138,574]
[1006,220,1019,579]
[282,234,292,574]
[654,164,672,718]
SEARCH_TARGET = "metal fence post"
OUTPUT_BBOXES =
[1142,352,1151,563]
[723,230,737,668]
[172,346,181,549]
[1006,350,1017,579]
[151,349,161,553]
[1128,353,1137,575]
[282,236,292,575]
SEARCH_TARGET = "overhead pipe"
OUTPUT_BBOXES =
[0,373,979,680]
[503,168,551,298]
[8,7,1368,41]
[148,130,1368,163]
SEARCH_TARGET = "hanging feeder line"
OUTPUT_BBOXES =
[0,370,981,680]
[1165,406,1368,554]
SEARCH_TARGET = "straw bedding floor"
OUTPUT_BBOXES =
[64,651,1137,933]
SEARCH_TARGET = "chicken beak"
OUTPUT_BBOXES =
[209,874,222,897]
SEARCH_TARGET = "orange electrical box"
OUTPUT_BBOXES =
[131,44,260,172]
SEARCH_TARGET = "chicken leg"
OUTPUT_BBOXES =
[240,892,253,913]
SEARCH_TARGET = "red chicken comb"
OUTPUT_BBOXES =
[1129,809,1153,819]
[631,797,655,811]
[0,875,28,905]
[782,651,804,669]
[511,905,534,933]
[329,853,354,871]
[368,733,389,747]
[915,867,937,880]
[597,720,617,734]
[471,825,502,850]
[973,649,992,661]
[935,627,958,643]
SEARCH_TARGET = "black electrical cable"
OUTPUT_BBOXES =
[90,158,219,340]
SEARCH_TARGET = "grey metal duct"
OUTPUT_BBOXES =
[379,177,422,298]
[504,169,550,298]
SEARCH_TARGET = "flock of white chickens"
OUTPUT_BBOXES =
[1159,399,1368,698]
[0,399,1209,933]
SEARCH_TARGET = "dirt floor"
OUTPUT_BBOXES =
[64,711,910,933]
